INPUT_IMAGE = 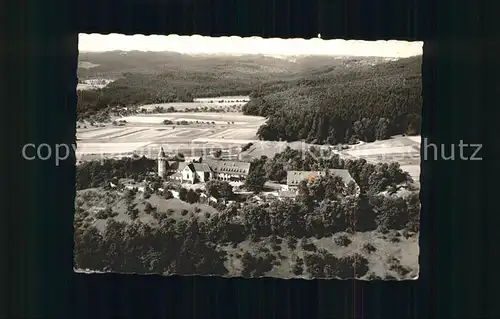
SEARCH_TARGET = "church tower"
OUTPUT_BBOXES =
[158,146,167,178]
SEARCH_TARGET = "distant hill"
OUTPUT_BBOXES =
[77,51,391,79]
[78,51,300,79]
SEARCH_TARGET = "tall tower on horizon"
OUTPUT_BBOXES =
[158,146,167,178]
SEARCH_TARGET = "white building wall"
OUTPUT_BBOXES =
[158,159,166,177]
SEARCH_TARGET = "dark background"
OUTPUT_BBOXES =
[3,0,495,317]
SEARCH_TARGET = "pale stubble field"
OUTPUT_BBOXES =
[76,110,421,184]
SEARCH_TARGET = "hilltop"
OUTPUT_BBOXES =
[77,51,387,79]
[243,55,422,144]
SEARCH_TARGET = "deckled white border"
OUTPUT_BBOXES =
[79,33,422,58]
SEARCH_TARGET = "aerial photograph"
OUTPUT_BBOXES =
[74,34,422,280]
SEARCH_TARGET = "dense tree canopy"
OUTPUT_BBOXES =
[76,157,156,190]
[243,56,422,143]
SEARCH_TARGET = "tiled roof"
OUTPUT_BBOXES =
[192,163,212,173]
[167,161,188,171]
[203,159,251,175]
[286,169,355,186]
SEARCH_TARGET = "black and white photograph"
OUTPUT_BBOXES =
[74,34,422,280]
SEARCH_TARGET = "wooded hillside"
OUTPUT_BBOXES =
[243,56,422,144]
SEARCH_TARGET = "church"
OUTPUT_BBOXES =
[157,147,252,184]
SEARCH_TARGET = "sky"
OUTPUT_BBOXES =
[79,34,422,58]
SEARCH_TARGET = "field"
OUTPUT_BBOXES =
[77,116,421,184]
[76,108,266,160]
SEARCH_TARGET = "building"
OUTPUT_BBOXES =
[157,149,252,183]
[167,161,213,184]
[285,169,358,193]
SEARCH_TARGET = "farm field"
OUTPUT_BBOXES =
[138,97,249,112]
[76,110,266,158]
[76,187,419,279]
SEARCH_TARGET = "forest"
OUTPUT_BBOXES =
[243,56,422,144]
[75,171,419,278]
[74,148,418,278]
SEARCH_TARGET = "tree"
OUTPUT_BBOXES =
[176,153,185,161]
[245,161,267,193]
[346,181,358,196]
[163,189,174,199]
[178,188,188,201]
[186,189,200,204]
[241,142,253,152]
[296,180,311,204]
[322,174,346,201]
[213,149,222,158]
[127,204,139,220]
[74,226,106,270]
[375,117,391,140]
[144,202,155,214]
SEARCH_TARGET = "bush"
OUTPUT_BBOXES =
[144,202,155,214]
[185,189,200,204]
[387,256,411,277]
[389,236,401,243]
[241,252,276,278]
[152,211,161,219]
[95,207,117,220]
[204,212,211,219]
[366,272,382,280]
[336,254,370,278]
[128,208,139,220]
[292,263,304,276]
[287,237,297,249]
[362,242,377,254]
[178,188,188,201]
[300,239,317,252]
[334,234,352,247]
[241,142,254,152]
[163,190,174,199]
[180,209,188,216]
